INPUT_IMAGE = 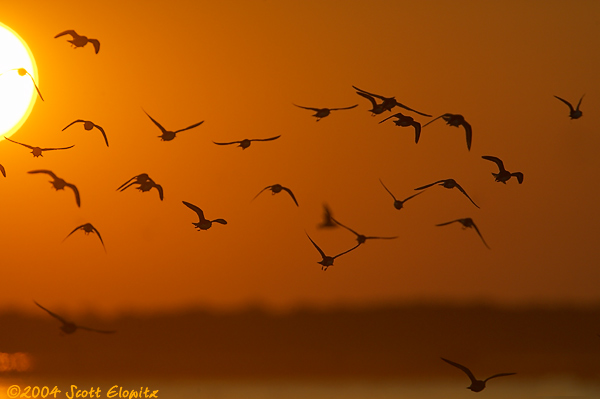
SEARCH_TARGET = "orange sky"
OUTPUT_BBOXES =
[1,0,599,316]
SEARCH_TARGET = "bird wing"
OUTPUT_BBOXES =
[402,190,424,203]
[63,224,85,242]
[62,120,85,131]
[251,186,271,202]
[484,373,516,382]
[23,71,44,101]
[332,242,361,259]
[34,301,69,325]
[454,183,480,209]
[481,155,505,173]
[318,204,337,228]
[251,135,281,142]
[414,180,445,190]
[93,124,109,147]
[174,120,204,134]
[88,39,100,54]
[28,169,58,179]
[554,96,575,112]
[378,113,404,124]
[364,235,398,240]
[441,358,477,383]
[54,30,77,39]
[355,91,379,107]
[393,101,432,117]
[281,186,299,206]
[0,164,5,177]
[352,85,385,100]
[379,179,397,201]
[293,104,320,112]
[576,94,585,110]
[512,172,524,184]
[330,217,360,237]
[421,114,446,128]
[182,201,206,221]
[40,144,75,151]
[412,121,422,143]
[4,137,34,149]
[65,183,81,207]
[306,233,327,259]
[470,221,491,249]
[462,120,472,151]
[213,140,240,146]
[90,225,106,251]
[77,325,116,334]
[116,176,138,191]
[329,104,358,111]
[212,218,227,225]
[143,110,168,134]
[435,219,461,227]
[153,184,164,201]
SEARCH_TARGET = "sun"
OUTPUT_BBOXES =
[0,23,39,138]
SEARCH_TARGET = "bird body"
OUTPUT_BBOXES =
[54,30,100,53]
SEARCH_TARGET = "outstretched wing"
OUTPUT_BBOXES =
[21,70,44,101]
[483,372,516,382]
[34,301,69,325]
[576,94,585,110]
[182,201,206,221]
[293,104,320,112]
[481,155,505,173]
[143,110,168,134]
[355,91,379,107]
[330,217,361,237]
[65,183,81,207]
[251,135,281,142]
[379,179,397,201]
[402,191,424,203]
[554,95,575,113]
[329,104,358,111]
[4,137,34,150]
[117,176,137,191]
[63,224,85,242]
[41,144,75,152]
[252,186,272,202]
[174,120,204,134]
[461,120,472,151]
[414,180,445,190]
[213,140,240,146]
[422,114,447,128]
[90,224,107,252]
[153,184,164,201]
[378,113,404,124]
[77,325,116,334]
[306,233,326,259]
[88,39,100,54]
[62,120,85,131]
[454,183,479,209]
[212,218,227,225]
[393,101,432,117]
[512,172,524,184]
[435,219,461,227]
[332,242,361,259]
[281,186,299,206]
[351,85,385,100]
[441,358,477,384]
[470,221,491,249]
[28,169,58,179]
[54,30,77,39]
[93,123,109,147]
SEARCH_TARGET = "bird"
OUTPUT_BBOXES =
[34,301,115,335]
[28,170,80,207]
[63,223,106,252]
[143,109,204,141]
[117,173,163,200]
[293,104,358,121]
[331,217,398,245]
[379,179,423,210]
[436,218,490,249]
[441,358,515,392]
[352,85,432,117]
[415,179,479,208]
[62,120,109,147]
[481,156,523,184]
[4,137,74,158]
[213,135,281,150]
[306,233,360,271]
[182,201,227,230]
[252,184,299,207]
[378,112,422,143]
[422,113,472,150]
[0,164,5,177]
[554,95,584,119]
[0,68,44,101]
[54,30,100,53]
[317,203,338,229]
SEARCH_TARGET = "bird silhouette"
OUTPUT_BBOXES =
[554,95,584,119]
[63,223,106,252]
[441,358,515,392]
[0,68,44,101]
[4,137,74,158]
[34,301,115,335]
[355,91,387,116]
[252,184,299,206]
[0,164,5,177]
[62,120,109,147]
[436,218,490,249]
[423,113,472,150]
[182,201,227,230]
[54,30,100,53]
[317,203,338,229]
[331,217,397,245]
[293,103,358,121]
[352,85,431,116]
[28,170,80,207]
[117,173,163,200]
[379,179,423,210]
[213,135,281,150]
[143,109,204,141]
[415,178,479,208]
[306,233,360,271]
[482,156,523,184]
[378,112,422,143]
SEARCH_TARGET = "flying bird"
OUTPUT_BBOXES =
[378,112,422,143]
[252,184,299,207]
[117,173,163,200]
[213,135,281,150]
[62,120,109,147]
[182,201,227,231]
[293,104,358,121]
[554,94,584,119]
[481,156,523,184]
[436,218,490,249]
[379,179,423,210]
[415,179,479,208]
[63,223,106,252]
[355,91,387,116]
[317,203,338,229]
[54,30,100,53]
[306,233,360,271]
[28,170,80,207]
[4,137,74,158]
[143,109,204,141]
[331,217,398,245]
[422,113,472,150]
[352,85,432,117]
[441,358,515,392]
[34,301,115,335]
[0,68,44,101]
